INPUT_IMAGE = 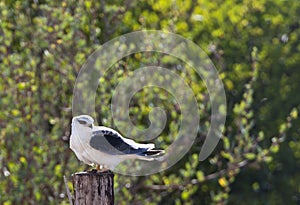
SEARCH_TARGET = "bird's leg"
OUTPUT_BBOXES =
[95,164,101,171]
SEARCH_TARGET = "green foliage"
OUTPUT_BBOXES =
[0,0,300,204]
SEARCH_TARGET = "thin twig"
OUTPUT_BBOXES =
[64,175,74,205]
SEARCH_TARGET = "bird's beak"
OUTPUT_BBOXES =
[88,124,93,129]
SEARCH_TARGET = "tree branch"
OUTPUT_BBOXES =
[143,160,249,191]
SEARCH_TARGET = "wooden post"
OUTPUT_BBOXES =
[72,170,114,205]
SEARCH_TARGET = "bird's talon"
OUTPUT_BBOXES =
[94,165,109,173]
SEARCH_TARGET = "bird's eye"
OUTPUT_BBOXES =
[77,119,87,124]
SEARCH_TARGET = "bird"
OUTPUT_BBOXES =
[70,115,165,171]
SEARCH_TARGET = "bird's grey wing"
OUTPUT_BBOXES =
[89,130,148,155]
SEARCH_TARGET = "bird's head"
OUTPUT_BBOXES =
[72,115,94,129]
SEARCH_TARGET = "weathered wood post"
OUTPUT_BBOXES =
[72,170,114,205]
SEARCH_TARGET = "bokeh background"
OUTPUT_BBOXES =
[0,0,300,204]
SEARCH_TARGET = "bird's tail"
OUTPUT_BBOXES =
[137,149,165,161]
[143,149,165,157]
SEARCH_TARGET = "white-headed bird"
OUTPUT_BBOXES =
[70,115,164,171]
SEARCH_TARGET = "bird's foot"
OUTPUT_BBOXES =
[95,165,110,173]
